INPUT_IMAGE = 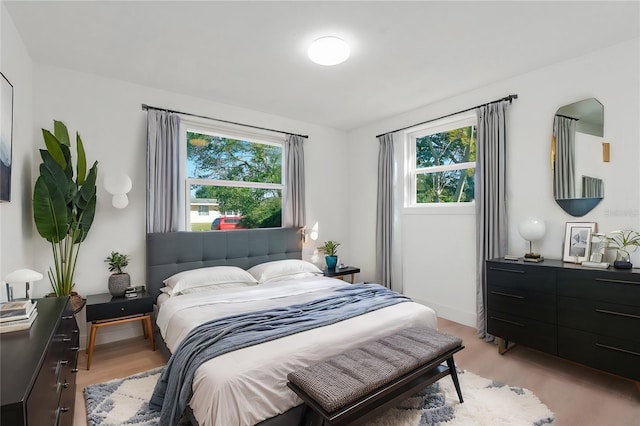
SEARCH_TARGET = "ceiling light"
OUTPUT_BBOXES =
[308,37,350,66]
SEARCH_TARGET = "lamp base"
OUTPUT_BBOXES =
[523,253,544,263]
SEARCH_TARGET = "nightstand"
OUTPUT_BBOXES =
[323,266,361,284]
[85,292,155,370]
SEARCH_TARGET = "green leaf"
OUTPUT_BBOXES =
[33,176,69,243]
[76,133,87,185]
[42,129,67,169]
[54,120,71,146]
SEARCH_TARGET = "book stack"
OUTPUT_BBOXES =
[0,300,38,333]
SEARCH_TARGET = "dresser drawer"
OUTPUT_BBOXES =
[557,269,640,306]
[558,327,640,381]
[558,296,640,341]
[86,297,153,322]
[487,309,557,354]
[487,262,556,294]
[487,284,556,322]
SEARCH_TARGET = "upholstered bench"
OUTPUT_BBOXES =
[287,327,464,426]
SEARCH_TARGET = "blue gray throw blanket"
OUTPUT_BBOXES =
[149,283,409,425]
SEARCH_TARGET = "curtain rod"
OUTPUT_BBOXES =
[141,104,309,139]
[555,114,579,121]
[375,94,518,138]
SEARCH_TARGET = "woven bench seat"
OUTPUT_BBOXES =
[287,327,464,426]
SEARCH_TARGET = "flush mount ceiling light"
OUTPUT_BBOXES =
[308,36,350,66]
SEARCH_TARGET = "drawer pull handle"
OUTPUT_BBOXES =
[62,315,73,320]
[595,343,640,358]
[59,407,70,413]
[71,347,80,352]
[121,307,125,311]
[595,278,639,286]
[60,360,68,365]
[595,309,640,320]
[489,267,525,274]
[73,329,79,334]
[490,291,525,299]
[62,381,69,389]
[72,368,79,373]
[63,337,71,342]
[491,317,525,327]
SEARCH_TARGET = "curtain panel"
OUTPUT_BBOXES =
[376,133,394,289]
[283,134,306,228]
[475,100,510,339]
[146,110,181,233]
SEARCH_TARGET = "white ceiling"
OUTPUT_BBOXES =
[4,1,639,130]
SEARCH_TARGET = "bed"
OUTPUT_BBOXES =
[146,227,438,426]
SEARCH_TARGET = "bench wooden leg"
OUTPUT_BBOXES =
[446,357,464,403]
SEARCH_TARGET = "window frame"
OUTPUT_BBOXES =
[405,111,477,209]
[180,118,285,231]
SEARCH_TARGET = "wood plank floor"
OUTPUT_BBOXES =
[73,318,640,426]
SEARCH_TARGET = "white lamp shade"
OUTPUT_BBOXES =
[112,193,129,209]
[308,37,350,66]
[104,173,132,195]
[4,269,43,283]
[519,219,546,242]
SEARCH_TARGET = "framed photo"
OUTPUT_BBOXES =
[563,222,597,263]
[0,72,14,203]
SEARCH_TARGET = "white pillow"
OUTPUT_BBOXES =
[163,266,257,295]
[179,281,258,295]
[247,259,322,284]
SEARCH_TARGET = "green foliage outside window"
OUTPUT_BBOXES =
[187,132,282,229]
[415,126,476,203]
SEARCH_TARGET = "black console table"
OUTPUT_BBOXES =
[486,258,640,382]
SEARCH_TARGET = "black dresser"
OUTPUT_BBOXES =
[486,258,640,381]
[0,297,79,425]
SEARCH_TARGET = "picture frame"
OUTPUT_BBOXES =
[0,72,14,203]
[563,222,597,263]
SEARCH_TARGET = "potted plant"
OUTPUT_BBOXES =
[318,240,340,270]
[606,230,640,269]
[33,121,98,305]
[105,251,130,296]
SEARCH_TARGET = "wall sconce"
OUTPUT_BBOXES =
[602,142,610,162]
[304,222,319,242]
[4,269,43,301]
[518,219,546,262]
[104,173,132,209]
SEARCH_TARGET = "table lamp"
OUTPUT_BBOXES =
[519,219,546,262]
[4,269,43,301]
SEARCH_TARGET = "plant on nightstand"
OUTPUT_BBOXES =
[318,240,340,270]
[105,251,130,297]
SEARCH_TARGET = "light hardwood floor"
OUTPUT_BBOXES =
[73,318,640,426]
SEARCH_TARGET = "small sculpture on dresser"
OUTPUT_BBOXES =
[105,251,131,297]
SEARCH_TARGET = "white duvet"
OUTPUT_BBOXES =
[156,276,438,426]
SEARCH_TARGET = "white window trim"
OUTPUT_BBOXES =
[180,119,285,231]
[403,111,477,211]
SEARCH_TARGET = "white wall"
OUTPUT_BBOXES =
[25,66,350,346]
[348,38,640,327]
[0,2,35,301]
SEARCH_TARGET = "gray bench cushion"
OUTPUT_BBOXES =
[287,327,462,413]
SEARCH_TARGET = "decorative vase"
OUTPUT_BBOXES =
[613,250,632,269]
[108,273,130,297]
[325,255,338,270]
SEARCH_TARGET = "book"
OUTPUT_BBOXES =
[0,309,38,333]
[581,261,610,269]
[0,300,37,322]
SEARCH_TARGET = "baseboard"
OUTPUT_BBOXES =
[411,297,476,328]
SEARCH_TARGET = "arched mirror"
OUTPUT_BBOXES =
[552,98,604,216]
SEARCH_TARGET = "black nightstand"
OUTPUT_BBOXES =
[323,266,361,284]
[85,292,155,370]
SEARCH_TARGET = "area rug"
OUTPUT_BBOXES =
[84,368,554,426]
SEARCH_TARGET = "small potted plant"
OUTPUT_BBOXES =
[318,241,340,270]
[105,251,130,296]
[606,230,640,269]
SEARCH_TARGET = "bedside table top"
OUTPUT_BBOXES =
[86,292,154,322]
[323,266,360,277]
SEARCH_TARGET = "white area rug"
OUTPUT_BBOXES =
[84,368,554,426]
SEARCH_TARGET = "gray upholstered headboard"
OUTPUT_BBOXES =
[146,227,303,299]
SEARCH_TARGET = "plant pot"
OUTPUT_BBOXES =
[325,255,338,270]
[108,273,130,297]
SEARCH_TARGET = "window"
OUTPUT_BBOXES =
[407,113,477,205]
[184,125,283,231]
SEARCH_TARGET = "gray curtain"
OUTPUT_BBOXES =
[146,110,181,233]
[553,115,576,199]
[283,134,306,228]
[376,133,394,288]
[475,100,510,339]
[582,175,604,198]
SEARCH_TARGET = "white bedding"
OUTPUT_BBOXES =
[156,276,438,426]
